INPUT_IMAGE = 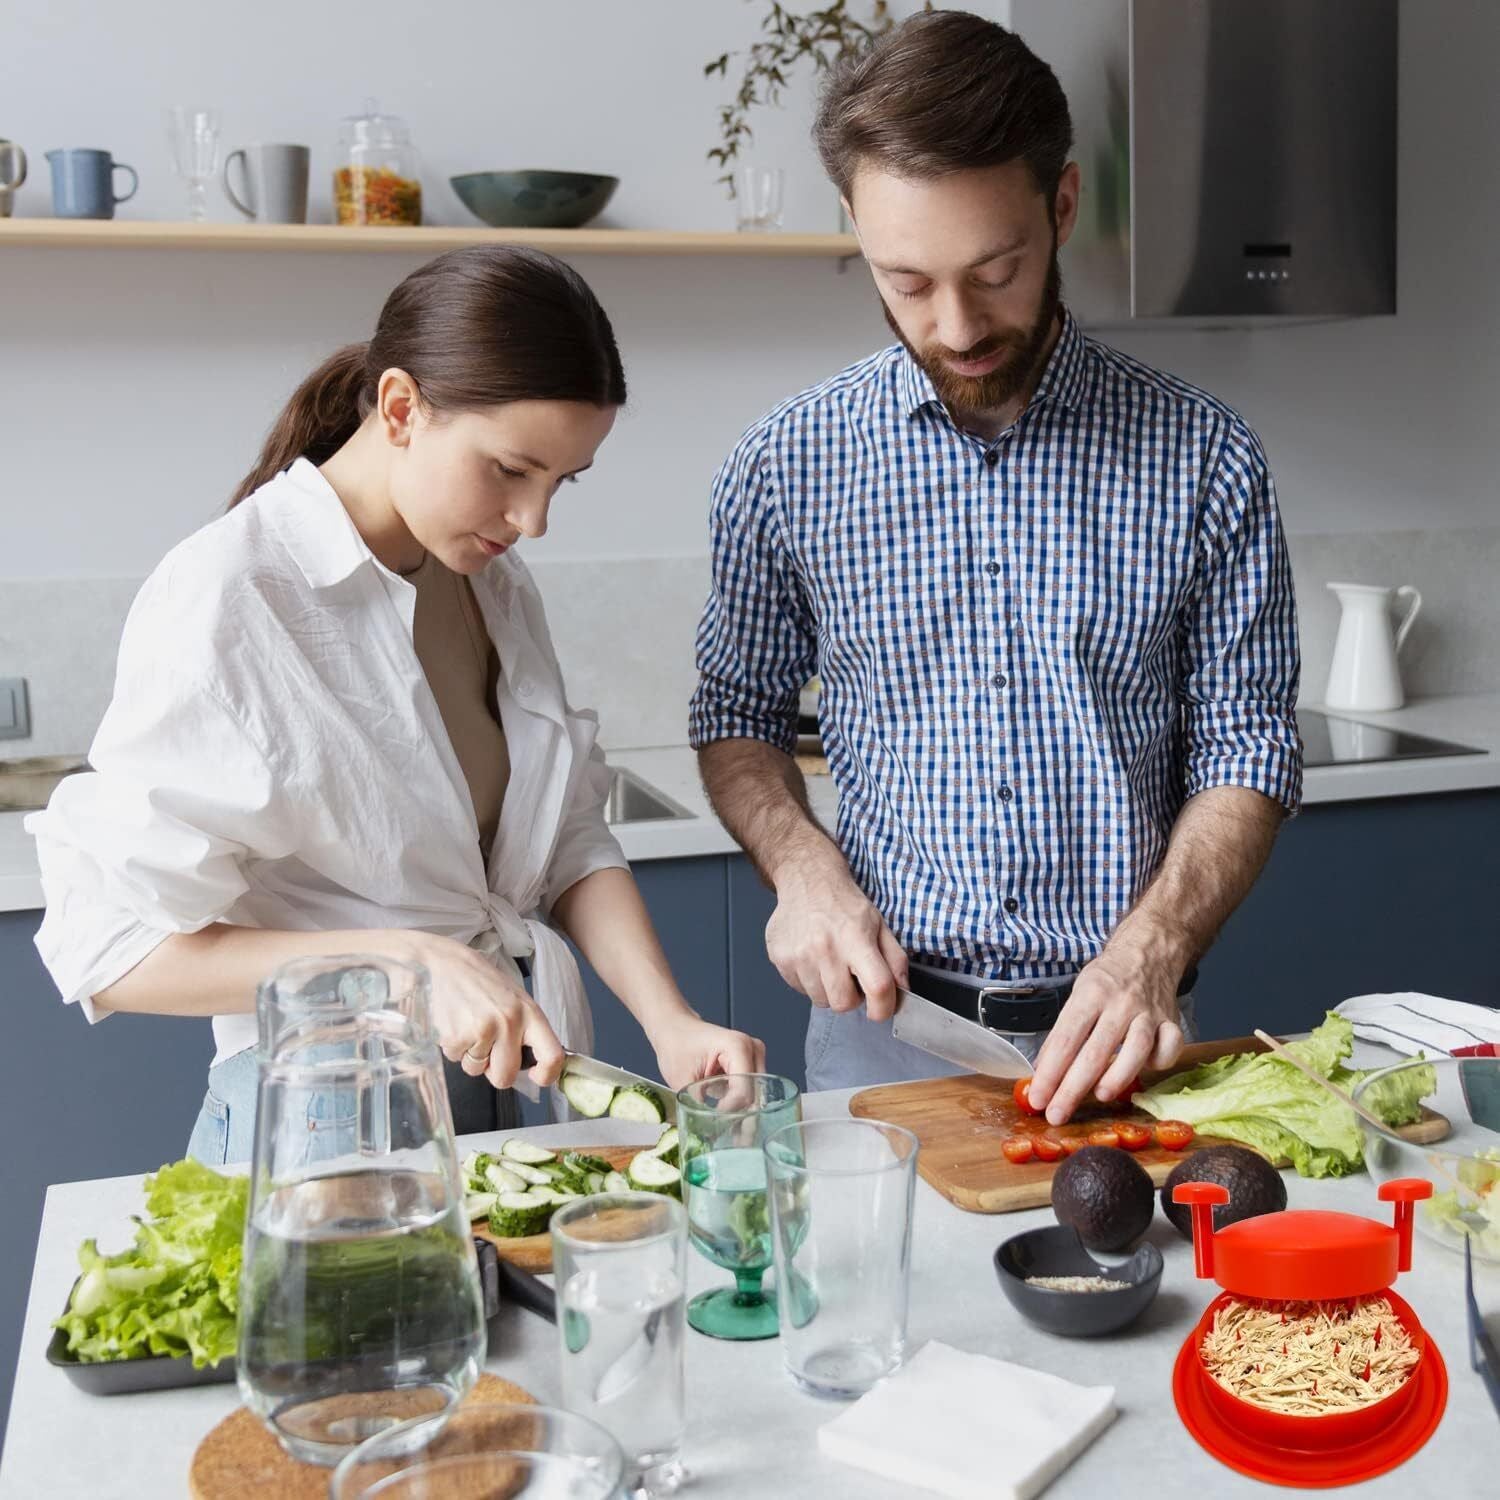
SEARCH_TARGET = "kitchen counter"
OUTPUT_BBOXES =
[2,692,1497,912]
[3,1047,1496,1498]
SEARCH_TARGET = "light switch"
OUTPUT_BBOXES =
[0,678,30,740]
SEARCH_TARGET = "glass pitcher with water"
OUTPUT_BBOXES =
[238,955,485,1466]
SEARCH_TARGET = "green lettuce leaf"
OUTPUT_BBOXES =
[54,1159,247,1366]
[1131,1012,1436,1179]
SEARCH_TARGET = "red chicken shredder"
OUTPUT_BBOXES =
[1171,1177,1448,1487]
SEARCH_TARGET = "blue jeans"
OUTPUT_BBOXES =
[805,975,1199,1092]
[185,1047,261,1166]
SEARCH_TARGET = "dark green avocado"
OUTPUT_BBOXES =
[1162,1145,1286,1238]
[1050,1145,1155,1252]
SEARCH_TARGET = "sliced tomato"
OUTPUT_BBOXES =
[1115,1121,1152,1151]
[1154,1120,1196,1151]
[1013,1077,1043,1117]
[1001,1135,1035,1165]
[1059,1136,1087,1155]
[1032,1135,1065,1163]
[1087,1126,1121,1148]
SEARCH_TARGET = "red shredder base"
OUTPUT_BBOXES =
[1171,1289,1448,1487]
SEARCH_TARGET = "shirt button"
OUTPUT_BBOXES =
[992,673,1007,688]
[984,450,1000,468]
[517,679,535,699]
[1004,897,1020,913]
[998,785,1013,802]
[986,561,1001,577]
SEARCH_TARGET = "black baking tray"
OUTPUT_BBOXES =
[45,1236,554,1396]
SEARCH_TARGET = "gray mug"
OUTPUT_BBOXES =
[46,148,138,219]
[0,140,26,218]
[224,143,309,224]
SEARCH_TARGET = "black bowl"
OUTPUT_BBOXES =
[994,1225,1162,1336]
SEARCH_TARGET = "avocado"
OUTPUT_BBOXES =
[1050,1145,1155,1252]
[1161,1145,1287,1239]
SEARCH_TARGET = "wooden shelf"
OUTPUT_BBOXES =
[0,218,859,258]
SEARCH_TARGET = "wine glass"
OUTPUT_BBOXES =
[676,1074,800,1340]
[166,106,221,222]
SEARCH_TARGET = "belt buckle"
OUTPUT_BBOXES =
[977,983,1049,1036]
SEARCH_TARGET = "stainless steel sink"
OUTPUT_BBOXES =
[604,768,693,825]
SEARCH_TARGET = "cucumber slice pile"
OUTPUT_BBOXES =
[556,1063,669,1124]
[463,1121,684,1237]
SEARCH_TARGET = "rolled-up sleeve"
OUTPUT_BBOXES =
[1180,420,1303,815]
[27,623,294,1020]
[688,427,815,754]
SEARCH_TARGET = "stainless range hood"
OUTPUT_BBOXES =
[1010,0,1398,324]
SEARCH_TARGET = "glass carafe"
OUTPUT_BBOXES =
[237,955,485,1467]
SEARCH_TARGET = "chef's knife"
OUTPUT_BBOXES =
[516,1046,677,1122]
[889,988,1034,1081]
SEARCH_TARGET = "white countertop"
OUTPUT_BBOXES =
[3,693,1497,912]
[3,1048,1496,1499]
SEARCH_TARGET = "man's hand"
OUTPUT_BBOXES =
[1024,946,1186,1125]
[766,847,909,1022]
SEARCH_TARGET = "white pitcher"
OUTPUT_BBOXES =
[1323,581,1422,712]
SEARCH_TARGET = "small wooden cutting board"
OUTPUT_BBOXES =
[472,1144,641,1272]
[849,1034,1451,1214]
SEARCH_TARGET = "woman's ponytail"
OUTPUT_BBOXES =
[229,343,371,507]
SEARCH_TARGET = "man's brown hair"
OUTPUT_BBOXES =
[814,9,1074,207]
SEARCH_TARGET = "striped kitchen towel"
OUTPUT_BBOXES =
[1334,993,1500,1056]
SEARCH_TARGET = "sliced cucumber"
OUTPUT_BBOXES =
[627,1152,682,1198]
[487,1190,554,1238]
[461,1150,490,1182]
[586,1172,607,1195]
[558,1069,618,1119]
[603,1171,632,1194]
[650,1126,680,1168]
[608,1083,667,1124]
[500,1140,557,1165]
[563,1151,615,1178]
[540,1186,583,1206]
[463,1191,498,1221]
[484,1162,527,1196]
[507,1160,555,1187]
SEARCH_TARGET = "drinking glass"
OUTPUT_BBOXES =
[238,956,485,1466]
[167,105,221,221]
[734,164,784,232]
[331,1403,625,1499]
[764,1118,918,1398]
[676,1074,800,1341]
[552,1193,688,1497]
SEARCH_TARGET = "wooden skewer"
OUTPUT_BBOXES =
[1251,1028,1396,1135]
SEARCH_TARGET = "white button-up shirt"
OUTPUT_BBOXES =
[28,459,627,1064]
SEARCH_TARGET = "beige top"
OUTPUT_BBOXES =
[410,553,511,861]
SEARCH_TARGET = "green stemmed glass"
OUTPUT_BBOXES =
[676,1074,801,1341]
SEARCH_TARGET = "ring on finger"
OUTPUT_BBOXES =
[465,1042,493,1062]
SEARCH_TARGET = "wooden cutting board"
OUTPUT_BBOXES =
[188,1372,533,1500]
[849,1034,1452,1214]
[471,1144,640,1272]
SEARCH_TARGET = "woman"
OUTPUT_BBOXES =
[28,245,764,1163]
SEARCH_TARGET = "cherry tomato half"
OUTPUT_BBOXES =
[1013,1077,1043,1117]
[1032,1135,1065,1163]
[1154,1120,1196,1151]
[1059,1136,1087,1155]
[1087,1126,1121,1148]
[1115,1121,1152,1151]
[1001,1136,1035,1165]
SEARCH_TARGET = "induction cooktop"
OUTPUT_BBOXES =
[1297,708,1485,768]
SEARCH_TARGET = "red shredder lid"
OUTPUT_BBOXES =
[1173,1178,1433,1301]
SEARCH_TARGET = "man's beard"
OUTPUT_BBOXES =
[884,247,1062,419]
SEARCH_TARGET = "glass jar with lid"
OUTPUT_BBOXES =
[334,99,421,226]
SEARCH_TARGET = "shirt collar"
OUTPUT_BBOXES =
[895,305,1088,420]
[273,457,383,590]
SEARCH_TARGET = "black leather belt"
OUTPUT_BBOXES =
[908,964,1198,1036]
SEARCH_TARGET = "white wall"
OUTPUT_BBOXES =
[0,0,1496,586]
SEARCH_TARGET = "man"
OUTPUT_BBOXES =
[689,11,1301,1124]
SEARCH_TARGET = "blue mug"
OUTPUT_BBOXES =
[46,148,138,220]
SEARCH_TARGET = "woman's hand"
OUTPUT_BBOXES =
[650,1013,767,1092]
[402,932,567,1092]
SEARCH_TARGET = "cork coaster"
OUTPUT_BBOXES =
[188,1372,534,1499]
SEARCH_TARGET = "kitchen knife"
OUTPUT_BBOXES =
[889,989,1034,1081]
[516,1046,677,1122]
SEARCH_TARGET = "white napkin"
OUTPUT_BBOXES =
[818,1341,1116,1500]
[1334,992,1500,1056]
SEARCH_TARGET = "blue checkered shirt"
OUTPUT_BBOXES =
[690,311,1302,980]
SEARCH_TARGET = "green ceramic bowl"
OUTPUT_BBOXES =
[449,170,619,229]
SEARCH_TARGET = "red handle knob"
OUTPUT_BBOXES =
[1173,1182,1230,1279]
[1379,1178,1432,1273]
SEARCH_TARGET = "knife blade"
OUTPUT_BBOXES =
[528,1049,676,1123]
[890,989,1034,1081]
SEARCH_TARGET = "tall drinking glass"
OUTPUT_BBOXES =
[552,1193,688,1498]
[167,105,221,221]
[331,1403,625,1499]
[764,1119,918,1398]
[676,1074,800,1341]
[238,956,485,1466]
